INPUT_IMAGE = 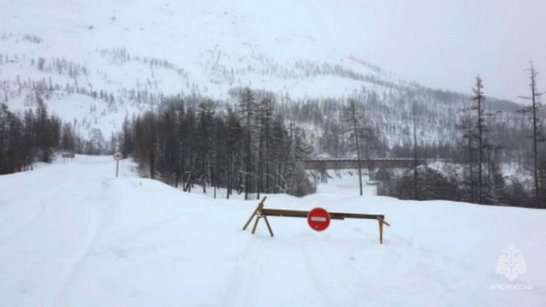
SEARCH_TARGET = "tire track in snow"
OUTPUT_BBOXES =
[299,240,341,306]
[299,236,377,306]
[48,185,107,307]
[98,213,193,261]
[221,235,266,307]
[0,199,46,242]
[0,165,87,242]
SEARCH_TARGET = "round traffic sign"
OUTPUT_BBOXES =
[113,152,123,161]
[307,207,331,231]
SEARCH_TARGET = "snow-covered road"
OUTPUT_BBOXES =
[1,156,545,306]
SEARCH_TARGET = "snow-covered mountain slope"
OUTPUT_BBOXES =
[0,0,521,147]
[0,0,387,123]
[1,155,545,306]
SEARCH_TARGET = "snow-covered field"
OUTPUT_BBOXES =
[1,156,545,306]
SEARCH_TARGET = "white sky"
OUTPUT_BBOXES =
[341,0,546,101]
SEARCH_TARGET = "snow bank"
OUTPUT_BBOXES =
[0,156,545,306]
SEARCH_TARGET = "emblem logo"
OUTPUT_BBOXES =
[495,244,527,282]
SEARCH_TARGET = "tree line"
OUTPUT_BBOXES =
[3,62,545,206]
[121,88,315,198]
[0,99,62,174]
[379,64,545,209]
[0,96,115,174]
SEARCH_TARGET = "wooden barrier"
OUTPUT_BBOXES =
[242,197,391,244]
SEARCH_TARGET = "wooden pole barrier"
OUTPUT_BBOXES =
[242,196,267,230]
[242,196,389,244]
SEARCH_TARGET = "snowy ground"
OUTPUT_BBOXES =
[1,156,545,307]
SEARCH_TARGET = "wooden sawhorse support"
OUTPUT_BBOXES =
[241,196,275,237]
[242,197,391,244]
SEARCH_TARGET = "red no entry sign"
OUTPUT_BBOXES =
[113,152,123,161]
[307,207,331,231]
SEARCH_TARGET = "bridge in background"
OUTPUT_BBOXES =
[304,158,419,183]
[304,158,416,170]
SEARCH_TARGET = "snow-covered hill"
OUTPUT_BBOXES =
[0,0,392,138]
[0,0,522,149]
[0,155,545,306]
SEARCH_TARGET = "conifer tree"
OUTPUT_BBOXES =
[520,63,543,207]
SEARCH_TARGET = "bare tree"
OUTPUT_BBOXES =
[239,88,256,200]
[412,97,419,200]
[520,63,543,206]
[347,99,364,196]
[471,76,487,204]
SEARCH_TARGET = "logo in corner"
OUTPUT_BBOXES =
[496,244,527,282]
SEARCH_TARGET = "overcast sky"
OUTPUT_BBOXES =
[341,0,546,101]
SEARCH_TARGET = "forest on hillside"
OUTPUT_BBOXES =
[2,61,545,207]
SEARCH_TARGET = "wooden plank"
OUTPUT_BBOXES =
[261,209,310,218]
[329,212,384,220]
[261,208,385,221]
[261,209,343,220]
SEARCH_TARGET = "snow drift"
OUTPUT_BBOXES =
[0,156,545,306]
